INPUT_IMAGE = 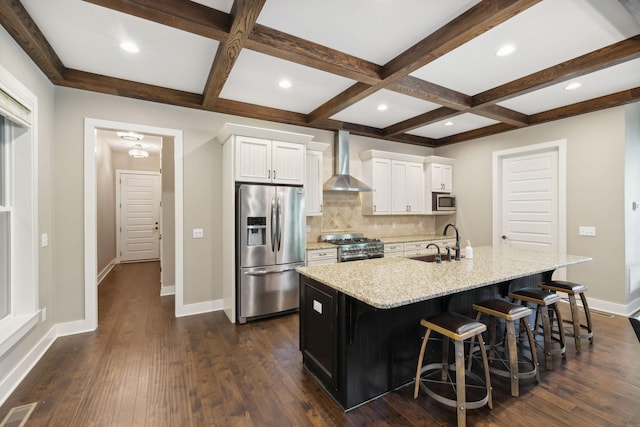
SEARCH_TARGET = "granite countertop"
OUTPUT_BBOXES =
[297,246,592,309]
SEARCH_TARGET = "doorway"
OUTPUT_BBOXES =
[492,140,567,275]
[83,118,184,331]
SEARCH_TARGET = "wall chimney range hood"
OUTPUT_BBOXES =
[323,130,373,192]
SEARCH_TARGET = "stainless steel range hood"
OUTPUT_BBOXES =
[323,130,373,192]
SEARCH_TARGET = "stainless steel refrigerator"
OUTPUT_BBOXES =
[236,184,306,323]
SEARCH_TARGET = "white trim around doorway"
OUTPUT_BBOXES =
[82,118,184,332]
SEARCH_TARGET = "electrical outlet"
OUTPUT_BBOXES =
[193,228,204,238]
[579,226,596,236]
[392,222,397,229]
[41,233,48,247]
[306,224,311,233]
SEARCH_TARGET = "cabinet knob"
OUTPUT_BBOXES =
[501,235,508,240]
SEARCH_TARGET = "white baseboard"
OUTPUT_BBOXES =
[97,259,117,286]
[56,319,96,337]
[561,296,638,317]
[160,285,175,296]
[0,326,57,407]
[175,298,224,318]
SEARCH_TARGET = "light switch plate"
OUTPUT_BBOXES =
[193,228,204,238]
[41,233,48,247]
[313,300,323,314]
[579,226,596,236]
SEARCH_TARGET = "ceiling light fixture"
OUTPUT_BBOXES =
[377,104,388,111]
[117,131,144,141]
[496,44,516,57]
[128,143,149,158]
[120,41,140,53]
[278,79,292,89]
[565,82,582,91]
[444,121,454,126]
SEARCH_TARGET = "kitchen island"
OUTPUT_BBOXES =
[296,246,591,410]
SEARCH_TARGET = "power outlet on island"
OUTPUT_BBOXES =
[579,226,596,236]
[193,228,204,239]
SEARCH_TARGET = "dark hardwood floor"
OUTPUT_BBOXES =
[1,261,639,426]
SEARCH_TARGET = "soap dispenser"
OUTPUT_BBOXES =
[464,240,473,259]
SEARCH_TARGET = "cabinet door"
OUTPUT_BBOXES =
[235,136,271,182]
[391,161,409,214]
[305,150,323,216]
[430,163,453,193]
[370,158,392,215]
[406,162,425,213]
[272,141,305,185]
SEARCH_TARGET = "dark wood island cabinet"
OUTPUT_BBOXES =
[297,247,591,410]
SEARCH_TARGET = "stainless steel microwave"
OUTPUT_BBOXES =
[432,193,456,211]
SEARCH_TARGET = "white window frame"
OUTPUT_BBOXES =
[0,64,39,358]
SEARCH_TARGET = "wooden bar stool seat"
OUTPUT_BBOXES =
[539,280,593,353]
[508,288,566,370]
[469,299,540,397]
[414,312,492,427]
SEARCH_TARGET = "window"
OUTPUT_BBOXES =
[0,64,38,357]
[0,117,10,321]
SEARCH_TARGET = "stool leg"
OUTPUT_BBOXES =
[522,317,540,384]
[476,333,493,410]
[540,306,552,370]
[467,313,481,371]
[454,340,466,427]
[553,303,566,358]
[442,337,450,382]
[568,294,582,352]
[414,328,432,399]
[579,292,594,344]
[505,319,519,397]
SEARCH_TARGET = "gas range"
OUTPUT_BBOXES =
[320,233,385,262]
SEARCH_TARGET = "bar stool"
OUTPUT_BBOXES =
[469,299,540,397]
[539,280,593,353]
[414,312,492,427]
[508,288,566,370]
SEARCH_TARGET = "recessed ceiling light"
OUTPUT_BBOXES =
[377,104,388,111]
[496,44,516,57]
[120,41,139,53]
[278,79,292,89]
[444,121,454,126]
[565,82,582,91]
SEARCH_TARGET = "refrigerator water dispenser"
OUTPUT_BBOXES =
[247,216,266,246]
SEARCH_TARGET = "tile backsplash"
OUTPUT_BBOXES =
[306,192,436,242]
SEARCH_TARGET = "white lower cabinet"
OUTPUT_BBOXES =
[306,248,338,266]
[384,243,404,258]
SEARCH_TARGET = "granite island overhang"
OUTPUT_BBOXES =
[296,246,592,410]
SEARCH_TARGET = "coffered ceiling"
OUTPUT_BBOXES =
[1,0,640,147]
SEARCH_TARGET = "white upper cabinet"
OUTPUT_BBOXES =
[361,157,392,215]
[428,163,453,193]
[391,160,424,214]
[305,149,323,216]
[361,150,424,216]
[235,136,305,185]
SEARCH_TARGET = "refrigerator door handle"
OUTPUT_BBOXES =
[270,196,277,252]
[243,266,300,276]
[276,196,282,252]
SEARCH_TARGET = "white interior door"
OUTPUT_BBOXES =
[500,150,558,252]
[119,171,161,262]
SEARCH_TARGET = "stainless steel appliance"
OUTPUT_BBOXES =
[237,184,305,323]
[432,193,456,211]
[320,233,384,262]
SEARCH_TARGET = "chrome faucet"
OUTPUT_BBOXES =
[443,223,461,261]
[426,243,442,263]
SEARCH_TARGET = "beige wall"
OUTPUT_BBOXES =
[162,137,175,290]
[96,131,115,273]
[434,108,628,308]
[0,27,56,388]
[625,102,640,304]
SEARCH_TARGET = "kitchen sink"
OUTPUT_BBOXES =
[410,254,464,263]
